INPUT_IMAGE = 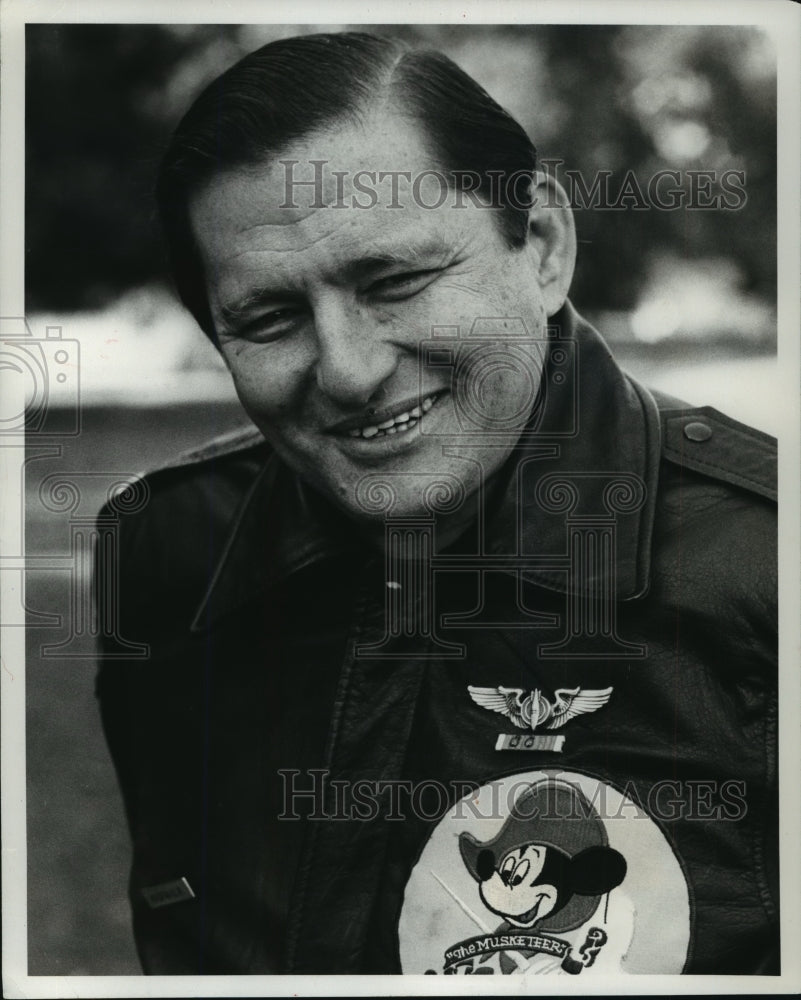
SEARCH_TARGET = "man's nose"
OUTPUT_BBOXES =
[313,297,398,406]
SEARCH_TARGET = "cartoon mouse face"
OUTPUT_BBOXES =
[475,842,626,929]
[458,779,629,934]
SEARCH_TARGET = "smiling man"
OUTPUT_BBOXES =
[189,112,570,538]
[96,32,778,977]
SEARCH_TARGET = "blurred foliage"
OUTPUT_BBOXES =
[26,23,776,316]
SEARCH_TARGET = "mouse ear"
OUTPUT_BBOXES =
[476,849,496,882]
[569,845,627,895]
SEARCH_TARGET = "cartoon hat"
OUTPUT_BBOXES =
[459,778,620,934]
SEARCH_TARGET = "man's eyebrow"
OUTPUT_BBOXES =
[351,237,453,272]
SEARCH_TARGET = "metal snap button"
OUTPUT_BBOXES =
[683,421,712,442]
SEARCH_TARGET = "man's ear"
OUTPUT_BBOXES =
[525,170,577,317]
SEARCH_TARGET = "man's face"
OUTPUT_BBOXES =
[190,113,557,527]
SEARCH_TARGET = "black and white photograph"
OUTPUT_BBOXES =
[2,0,799,995]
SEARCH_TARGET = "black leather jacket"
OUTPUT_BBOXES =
[96,304,778,976]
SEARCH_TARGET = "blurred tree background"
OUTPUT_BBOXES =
[26,22,776,334]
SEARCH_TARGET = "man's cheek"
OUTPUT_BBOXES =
[466,351,540,421]
[229,365,301,419]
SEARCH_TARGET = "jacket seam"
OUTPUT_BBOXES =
[753,653,779,924]
[726,597,778,928]
[626,375,662,599]
[189,457,275,632]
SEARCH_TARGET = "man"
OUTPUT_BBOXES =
[96,32,778,976]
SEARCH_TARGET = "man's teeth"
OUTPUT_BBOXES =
[347,395,437,439]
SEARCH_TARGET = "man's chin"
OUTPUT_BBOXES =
[321,465,474,522]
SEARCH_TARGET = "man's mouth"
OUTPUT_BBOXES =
[332,391,444,441]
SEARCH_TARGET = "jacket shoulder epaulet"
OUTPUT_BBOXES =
[138,423,267,480]
[650,389,777,502]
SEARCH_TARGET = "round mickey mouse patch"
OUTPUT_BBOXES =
[398,770,690,975]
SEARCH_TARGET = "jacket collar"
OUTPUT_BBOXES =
[191,302,661,632]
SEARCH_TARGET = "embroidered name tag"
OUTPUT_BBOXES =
[141,877,195,909]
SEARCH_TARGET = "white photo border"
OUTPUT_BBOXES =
[2,0,799,996]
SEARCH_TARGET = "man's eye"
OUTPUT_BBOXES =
[236,307,304,342]
[368,269,439,299]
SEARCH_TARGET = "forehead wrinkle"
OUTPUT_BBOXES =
[231,222,343,256]
[362,233,449,262]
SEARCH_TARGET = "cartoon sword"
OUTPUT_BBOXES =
[429,870,563,975]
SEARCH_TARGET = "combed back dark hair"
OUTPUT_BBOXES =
[157,32,538,339]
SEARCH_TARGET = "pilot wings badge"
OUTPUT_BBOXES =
[468,685,613,752]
